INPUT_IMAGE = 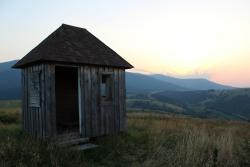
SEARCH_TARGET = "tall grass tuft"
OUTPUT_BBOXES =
[0,108,21,125]
[128,114,250,167]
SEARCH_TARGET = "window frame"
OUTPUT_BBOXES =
[100,72,113,103]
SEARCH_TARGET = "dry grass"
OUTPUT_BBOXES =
[128,113,250,167]
[0,109,249,166]
[0,108,21,125]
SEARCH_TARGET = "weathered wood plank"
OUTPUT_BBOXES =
[21,70,26,131]
[104,67,110,135]
[35,108,38,137]
[123,70,127,131]
[96,67,100,137]
[37,65,42,137]
[110,68,115,134]
[91,67,97,137]
[50,64,56,136]
[85,66,91,137]
[32,66,36,136]
[119,69,124,131]
[113,68,119,133]
[98,67,105,135]
[41,64,45,138]
[36,65,40,137]
[96,67,101,136]
[116,69,121,132]
[80,66,86,137]
[120,69,126,131]
[40,64,45,138]
[89,67,94,137]
[32,66,37,136]
[45,64,51,136]
[28,67,34,134]
[25,68,29,133]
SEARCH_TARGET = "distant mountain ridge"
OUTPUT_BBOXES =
[125,72,188,93]
[0,60,234,99]
[151,74,234,90]
[0,60,20,100]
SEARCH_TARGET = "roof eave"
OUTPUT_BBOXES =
[12,60,134,69]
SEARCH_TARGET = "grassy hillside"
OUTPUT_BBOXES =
[0,101,250,166]
[151,89,250,121]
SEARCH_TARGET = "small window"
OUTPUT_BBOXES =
[101,74,112,101]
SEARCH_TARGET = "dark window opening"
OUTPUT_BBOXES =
[101,74,112,101]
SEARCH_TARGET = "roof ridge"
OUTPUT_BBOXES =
[61,23,87,30]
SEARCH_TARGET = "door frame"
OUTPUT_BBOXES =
[54,64,82,135]
[77,67,82,135]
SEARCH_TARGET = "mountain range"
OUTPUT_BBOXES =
[0,60,21,100]
[0,60,234,99]
[150,74,234,90]
[126,72,233,93]
[1,60,249,121]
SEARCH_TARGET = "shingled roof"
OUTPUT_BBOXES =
[13,24,133,69]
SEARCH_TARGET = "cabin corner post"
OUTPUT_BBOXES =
[123,70,127,131]
[120,69,126,131]
[116,69,124,132]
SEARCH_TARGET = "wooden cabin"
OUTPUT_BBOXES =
[13,24,133,138]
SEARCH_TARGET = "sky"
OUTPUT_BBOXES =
[1,0,250,87]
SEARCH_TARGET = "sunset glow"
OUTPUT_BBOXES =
[1,0,250,87]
